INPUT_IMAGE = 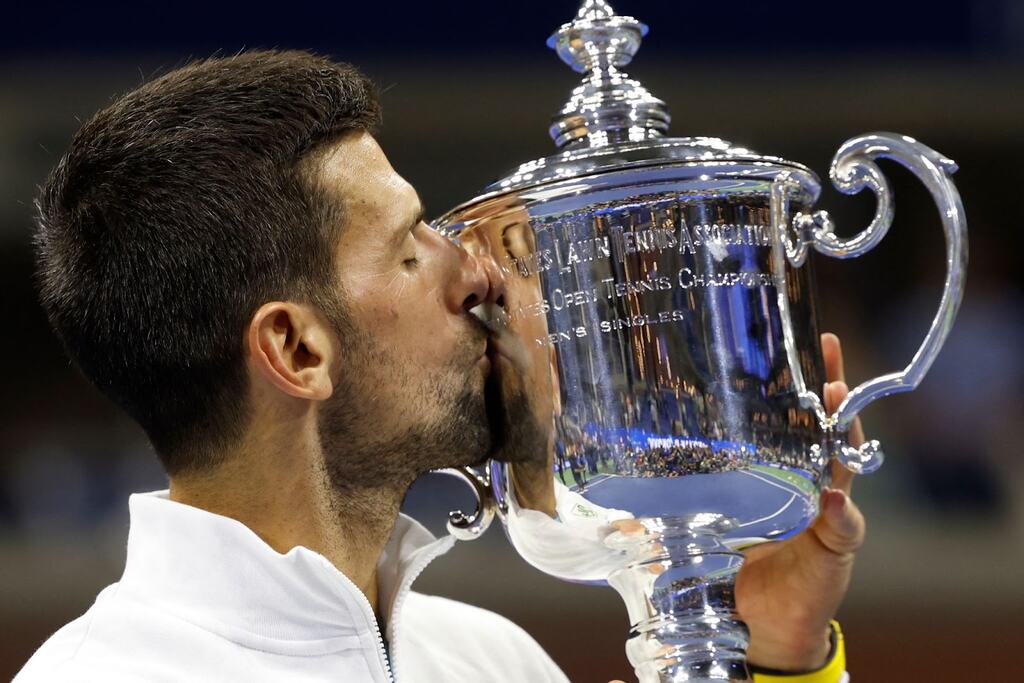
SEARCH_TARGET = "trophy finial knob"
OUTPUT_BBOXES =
[548,0,645,74]
[547,1,670,148]
[575,0,616,21]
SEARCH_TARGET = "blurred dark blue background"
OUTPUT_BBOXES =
[2,1,1022,680]
[2,1,1012,57]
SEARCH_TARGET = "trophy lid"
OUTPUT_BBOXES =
[469,0,814,199]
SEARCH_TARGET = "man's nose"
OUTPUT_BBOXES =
[440,231,506,313]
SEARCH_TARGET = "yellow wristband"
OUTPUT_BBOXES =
[751,620,846,683]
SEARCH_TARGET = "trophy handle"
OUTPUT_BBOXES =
[772,133,968,474]
[438,466,499,540]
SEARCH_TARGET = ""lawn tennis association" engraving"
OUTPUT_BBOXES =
[510,221,773,277]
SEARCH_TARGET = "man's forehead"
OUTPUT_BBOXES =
[314,131,416,216]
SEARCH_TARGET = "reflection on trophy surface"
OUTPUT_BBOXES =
[437,1,967,681]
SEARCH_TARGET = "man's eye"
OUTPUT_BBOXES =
[403,257,419,268]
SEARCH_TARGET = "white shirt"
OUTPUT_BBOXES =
[14,490,569,683]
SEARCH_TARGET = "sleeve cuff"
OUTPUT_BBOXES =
[750,620,846,683]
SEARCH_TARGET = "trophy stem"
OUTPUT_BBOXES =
[606,516,751,682]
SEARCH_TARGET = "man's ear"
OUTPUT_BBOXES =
[247,301,335,401]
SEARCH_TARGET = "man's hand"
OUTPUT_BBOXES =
[734,332,867,672]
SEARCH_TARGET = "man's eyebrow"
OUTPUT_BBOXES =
[390,193,426,248]
[407,189,428,232]
[410,198,426,229]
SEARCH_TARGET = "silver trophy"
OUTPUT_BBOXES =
[434,1,967,680]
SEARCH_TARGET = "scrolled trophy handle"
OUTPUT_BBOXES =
[773,133,968,474]
[438,466,499,540]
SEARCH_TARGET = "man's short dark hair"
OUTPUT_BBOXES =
[34,50,381,475]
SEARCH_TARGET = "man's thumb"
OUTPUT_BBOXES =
[812,488,865,555]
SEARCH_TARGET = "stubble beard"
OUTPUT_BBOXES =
[316,321,492,503]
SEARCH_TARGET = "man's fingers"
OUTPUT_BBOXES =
[823,380,840,415]
[822,333,865,447]
[827,378,867,450]
[823,379,863,494]
[830,458,855,495]
[812,488,865,556]
[821,332,846,384]
[819,382,860,493]
[818,336,867,543]
[848,417,865,449]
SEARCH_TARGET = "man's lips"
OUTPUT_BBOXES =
[477,351,492,375]
[485,334,510,360]
[480,337,502,371]
[470,302,513,374]
[479,337,492,358]
[468,302,509,335]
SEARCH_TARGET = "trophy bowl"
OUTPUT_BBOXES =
[433,2,967,681]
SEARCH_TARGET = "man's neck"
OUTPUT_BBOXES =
[168,450,403,616]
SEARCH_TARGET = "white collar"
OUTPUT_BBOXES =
[119,490,455,655]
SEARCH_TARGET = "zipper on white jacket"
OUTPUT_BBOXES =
[333,571,394,683]
[387,537,457,679]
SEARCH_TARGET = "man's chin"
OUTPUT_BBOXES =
[432,386,492,470]
[426,438,491,474]
[462,406,494,469]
